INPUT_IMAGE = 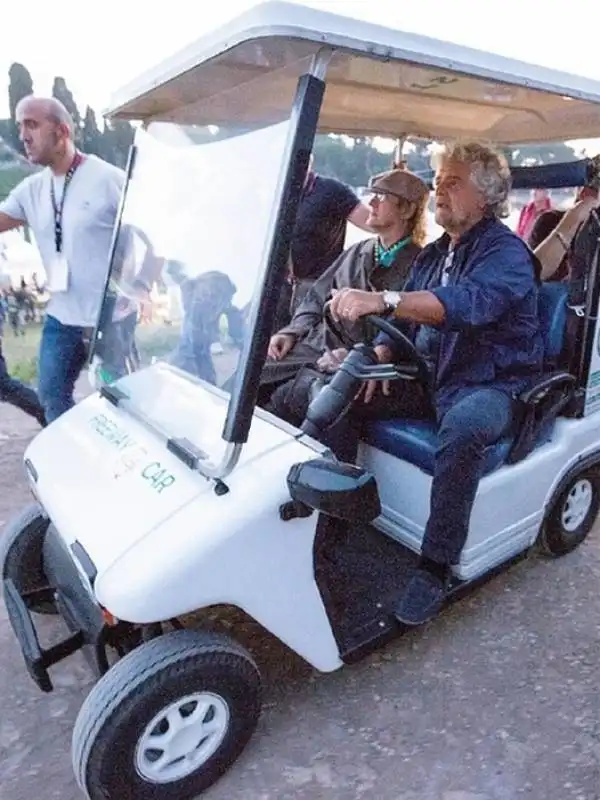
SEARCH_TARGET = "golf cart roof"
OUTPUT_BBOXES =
[106,1,600,145]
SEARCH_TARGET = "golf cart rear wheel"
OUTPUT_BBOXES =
[72,630,262,799]
[0,502,56,615]
[538,471,600,557]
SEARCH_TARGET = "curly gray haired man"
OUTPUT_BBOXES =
[277,140,545,627]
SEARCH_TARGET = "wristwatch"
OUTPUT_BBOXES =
[382,290,403,312]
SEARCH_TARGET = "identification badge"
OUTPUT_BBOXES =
[48,254,70,293]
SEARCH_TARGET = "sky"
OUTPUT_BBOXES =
[1,0,599,137]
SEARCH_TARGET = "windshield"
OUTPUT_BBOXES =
[90,113,294,462]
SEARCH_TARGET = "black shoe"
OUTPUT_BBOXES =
[394,569,448,626]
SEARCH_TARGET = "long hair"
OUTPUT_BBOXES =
[404,193,429,248]
[392,160,429,247]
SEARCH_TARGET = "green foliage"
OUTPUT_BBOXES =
[0,63,134,170]
[82,106,102,157]
[7,62,33,153]
[312,134,582,188]
[508,141,579,166]
[52,76,82,142]
[0,166,31,201]
[0,61,587,195]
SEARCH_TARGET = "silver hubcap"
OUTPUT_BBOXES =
[561,479,593,533]
[134,692,230,784]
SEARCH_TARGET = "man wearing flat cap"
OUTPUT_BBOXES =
[259,166,429,403]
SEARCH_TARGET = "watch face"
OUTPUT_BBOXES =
[385,292,399,309]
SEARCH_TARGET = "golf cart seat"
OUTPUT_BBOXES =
[364,282,572,475]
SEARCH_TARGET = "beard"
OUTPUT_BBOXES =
[31,132,66,167]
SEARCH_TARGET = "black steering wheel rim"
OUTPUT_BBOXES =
[364,314,419,360]
[365,313,431,386]
[322,301,367,350]
[323,302,430,385]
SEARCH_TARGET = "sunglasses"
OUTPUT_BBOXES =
[367,190,402,202]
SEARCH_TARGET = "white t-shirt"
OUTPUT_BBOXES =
[0,154,125,327]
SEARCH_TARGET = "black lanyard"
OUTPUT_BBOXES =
[50,152,84,253]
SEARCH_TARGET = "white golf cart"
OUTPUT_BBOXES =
[4,3,600,798]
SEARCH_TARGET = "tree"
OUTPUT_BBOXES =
[0,119,12,145]
[100,119,134,168]
[7,62,34,152]
[508,142,579,166]
[52,76,82,142]
[82,106,102,156]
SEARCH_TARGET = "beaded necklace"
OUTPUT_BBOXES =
[375,235,412,267]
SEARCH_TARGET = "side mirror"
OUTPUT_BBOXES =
[286,458,381,523]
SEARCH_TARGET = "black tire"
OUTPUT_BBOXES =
[0,503,56,615]
[538,470,600,556]
[73,630,262,799]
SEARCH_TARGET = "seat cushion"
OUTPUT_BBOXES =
[364,418,512,476]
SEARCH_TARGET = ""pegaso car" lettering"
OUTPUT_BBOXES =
[90,414,176,492]
[141,462,176,493]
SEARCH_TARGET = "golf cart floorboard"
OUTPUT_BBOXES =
[314,518,419,663]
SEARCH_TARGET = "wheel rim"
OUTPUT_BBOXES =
[561,479,594,533]
[134,691,230,784]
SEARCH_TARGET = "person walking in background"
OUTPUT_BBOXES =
[516,187,552,241]
[6,290,23,336]
[0,95,130,423]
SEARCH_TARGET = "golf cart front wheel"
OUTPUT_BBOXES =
[538,470,600,556]
[0,503,56,615]
[72,630,262,799]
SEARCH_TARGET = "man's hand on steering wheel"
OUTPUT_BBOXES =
[330,287,385,322]
[362,344,394,403]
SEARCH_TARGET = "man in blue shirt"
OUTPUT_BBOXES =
[287,142,544,626]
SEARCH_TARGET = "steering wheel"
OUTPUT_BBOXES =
[365,314,430,386]
[323,300,427,372]
[364,314,418,359]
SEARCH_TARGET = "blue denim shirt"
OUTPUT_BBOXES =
[375,216,545,412]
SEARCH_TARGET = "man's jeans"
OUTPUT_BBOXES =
[269,377,515,566]
[0,340,45,423]
[38,315,88,423]
[39,314,140,422]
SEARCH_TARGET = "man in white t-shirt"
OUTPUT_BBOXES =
[0,95,129,422]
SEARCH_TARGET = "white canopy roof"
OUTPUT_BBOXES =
[106,1,600,145]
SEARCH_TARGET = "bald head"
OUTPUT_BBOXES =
[17,95,74,137]
[15,95,76,170]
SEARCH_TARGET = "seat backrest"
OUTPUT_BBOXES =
[538,282,568,360]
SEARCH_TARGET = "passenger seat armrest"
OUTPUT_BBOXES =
[518,372,575,406]
[507,371,576,466]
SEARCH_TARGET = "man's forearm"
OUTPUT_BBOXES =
[392,290,446,326]
[0,212,23,234]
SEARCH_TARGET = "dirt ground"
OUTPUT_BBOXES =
[1,396,600,800]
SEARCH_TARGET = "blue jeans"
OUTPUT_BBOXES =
[269,378,515,567]
[422,387,514,564]
[38,315,87,422]
[39,313,140,422]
